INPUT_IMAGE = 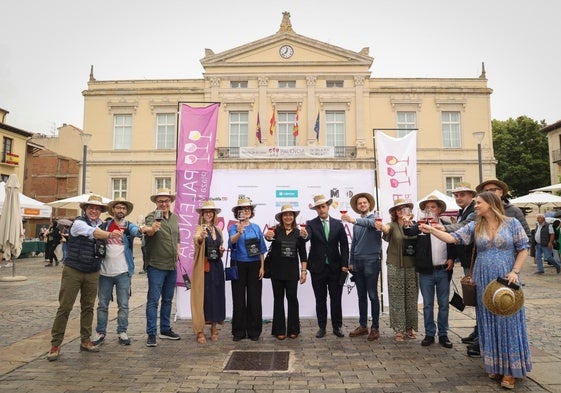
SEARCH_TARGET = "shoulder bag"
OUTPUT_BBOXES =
[460,246,477,306]
[224,248,239,281]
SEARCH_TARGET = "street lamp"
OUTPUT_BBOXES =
[472,131,485,184]
[80,133,92,194]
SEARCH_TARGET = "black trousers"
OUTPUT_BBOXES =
[310,267,343,330]
[46,241,59,263]
[230,261,262,339]
[271,278,300,336]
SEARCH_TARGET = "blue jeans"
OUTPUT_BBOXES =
[535,244,560,272]
[96,272,131,334]
[352,256,380,329]
[419,269,450,337]
[146,267,177,335]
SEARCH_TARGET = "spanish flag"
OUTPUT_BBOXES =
[256,113,262,143]
[292,105,299,137]
[269,106,276,135]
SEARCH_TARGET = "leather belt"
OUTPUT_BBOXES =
[433,264,447,270]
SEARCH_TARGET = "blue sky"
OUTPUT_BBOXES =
[1,0,559,133]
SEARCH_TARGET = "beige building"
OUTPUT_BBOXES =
[0,107,33,183]
[541,120,561,184]
[76,12,495,214]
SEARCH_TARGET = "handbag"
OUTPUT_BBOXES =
[263,245,272,279]
[461,246,477,306]
[225,252,238,281]
[179,264,191,291]
[449,280,465,311]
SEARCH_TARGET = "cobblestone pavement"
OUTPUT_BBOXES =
[0,252,559,393]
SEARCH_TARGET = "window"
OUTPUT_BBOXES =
[155,177,172,191]
[114,114,132,149]
[441,111,461,148]
[445,177,462,196]
[156,113,175,149]
[278,81,296,88]
[325,111,345,147]
[2,137,13,162]
[229,112,249,147]
[396,111,417,137]
[230,81,248,88]
[277,111,297,146]
[112,178,128,199]
[326,80,344,88]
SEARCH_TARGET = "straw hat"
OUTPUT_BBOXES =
[350,192,375,214]
[79,195,108,213]
[310,194,333,210]
[476,179,509,195]
[150,188,176,203]
[275,204,300,222]
[419,195,447,212]
[107,197,134,216]
[231,197,256,213]
[196,200,221,214]
[452,182,477,196]
[482,279,524,316]
[389,198,413,214]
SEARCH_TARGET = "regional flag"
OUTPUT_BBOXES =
[313,112,320,140]
[256,113,262,143]
[269,106,276,135]
[292,105,299,137]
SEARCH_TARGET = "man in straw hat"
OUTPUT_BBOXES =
[48,195,121,361]
[341,192,382,341]
[305,194,349,338]
[416,195,455,349]
[143,188,181,347]
[92,198,144,347]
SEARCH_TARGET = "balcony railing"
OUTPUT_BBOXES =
[216,146,357,159]
[553,149,561,164]
[1,151,19,166]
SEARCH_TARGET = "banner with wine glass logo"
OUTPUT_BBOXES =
[375,131,418,215]
[175,103,220,286]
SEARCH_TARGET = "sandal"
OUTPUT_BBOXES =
[406,328,417,339]
[210,325,218,341]
[394,332,405,342]
[197,332,207,344]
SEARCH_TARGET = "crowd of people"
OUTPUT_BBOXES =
[44,179,538,390]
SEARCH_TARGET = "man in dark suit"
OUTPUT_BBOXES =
[305,194,349,338]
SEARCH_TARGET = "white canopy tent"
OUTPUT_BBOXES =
[0,181,52,218]
[509,191,561,213]
[530,183,561,192]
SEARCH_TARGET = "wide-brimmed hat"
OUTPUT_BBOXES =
[350,192,375,214]
[150,188,176,203]
[483,278,524,316]
[79,194,108,213]
[107,197,134,216]
[389,198,413,214]
[196,200,222,214]
[310,194,333,210]
[231,197,256,214]
[476,179,509,195]
[275,204,300,222]
[419,195,447,212]
[452,182,477,196]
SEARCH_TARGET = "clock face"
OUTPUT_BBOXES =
[279,45,294,59]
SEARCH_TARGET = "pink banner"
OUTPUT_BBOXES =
[175,103,219,285]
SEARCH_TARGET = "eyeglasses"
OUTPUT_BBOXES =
[113,206,128,211]
[156,199,171,204]
[484,187,501,192]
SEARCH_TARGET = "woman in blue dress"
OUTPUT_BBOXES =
[423,191,531,390]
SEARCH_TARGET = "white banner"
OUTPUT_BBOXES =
[175,169,375,319]
[239,145,334,158]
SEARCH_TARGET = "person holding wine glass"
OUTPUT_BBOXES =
[143,188,181,347]
[228,196,267,341]
[378,198,418,342]
[93,197,143,347]
[341,192,382,341]
[264,204,308,340]
[191,200,226,344]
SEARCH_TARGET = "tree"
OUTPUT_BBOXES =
[492,116,549,197]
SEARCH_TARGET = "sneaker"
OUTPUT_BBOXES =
[47,346,60,361]
[146,334,157,347]
[159,330,181,340]
[79,341,100,352]
[92,332,106,346]
[118,332,131,345]
[4,262,13,268]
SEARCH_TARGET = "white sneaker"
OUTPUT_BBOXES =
[118,332,131,345]
[92,332,105,346]
[2,262,13,268]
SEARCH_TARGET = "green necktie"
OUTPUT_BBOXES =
[322,220,330,264]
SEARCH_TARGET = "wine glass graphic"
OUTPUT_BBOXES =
[184,143,197,153]
[188,130,201,141]
[390,178,411,188]
[385,155,410,166]
[387,167,408,177]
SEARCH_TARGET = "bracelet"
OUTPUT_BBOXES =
[301,269,307,272]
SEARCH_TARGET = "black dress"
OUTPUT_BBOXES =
[204,230,226,323]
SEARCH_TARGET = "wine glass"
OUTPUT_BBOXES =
[268,219,277,240]
[374,211,382,225]
[119,219,128,231]
[417,210,427,236]
[154,210,164,222]
[137,215,145,226]
[298,214,307,229]
[339,202,348,215]
[402,207,413,228]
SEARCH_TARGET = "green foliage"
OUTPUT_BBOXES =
[492,116,549,197]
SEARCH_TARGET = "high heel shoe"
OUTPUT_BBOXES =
[196,332,207,344]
